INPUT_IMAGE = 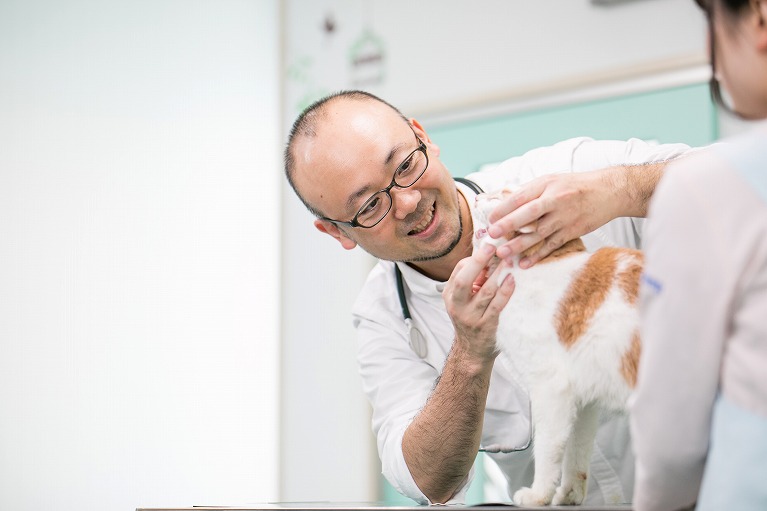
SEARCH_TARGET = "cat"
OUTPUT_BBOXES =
[472,190,643,507]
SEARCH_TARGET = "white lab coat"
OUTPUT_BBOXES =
[352,137,694,505]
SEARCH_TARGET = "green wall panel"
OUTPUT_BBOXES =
[426,83,717,177]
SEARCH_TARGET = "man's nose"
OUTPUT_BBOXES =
[391,187,421,220]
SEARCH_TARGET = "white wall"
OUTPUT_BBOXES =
[280,0,708,503]
[284,0,706,116]
[0,1,280,510]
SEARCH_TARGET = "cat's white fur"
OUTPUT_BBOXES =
[473,191,642,506]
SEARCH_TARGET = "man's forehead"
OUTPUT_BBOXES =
[293,100,411,215]
[321,98,405,139]
[300,100,409,164]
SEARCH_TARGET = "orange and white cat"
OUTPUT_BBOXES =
[473,190,642,507]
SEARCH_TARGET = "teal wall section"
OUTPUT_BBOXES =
[426,83,718,177]
[380,82,718,505]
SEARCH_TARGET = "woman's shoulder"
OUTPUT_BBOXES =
[662,130,767,200]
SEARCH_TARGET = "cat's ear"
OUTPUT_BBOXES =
[314,219,358,250]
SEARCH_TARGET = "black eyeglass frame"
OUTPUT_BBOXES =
[320,131,430,229]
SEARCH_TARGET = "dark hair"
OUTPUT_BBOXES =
[283,90,409,218]
[695,0,749,15]
[694,0,753,115]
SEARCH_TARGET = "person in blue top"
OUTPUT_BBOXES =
[630,1,767,510]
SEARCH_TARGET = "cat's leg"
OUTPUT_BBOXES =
[512,383,576,507]
[552,403,599,505]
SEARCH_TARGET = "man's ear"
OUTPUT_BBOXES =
[314,219,358,250]
[410,118,440,158]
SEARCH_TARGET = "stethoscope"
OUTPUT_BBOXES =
[394,177,484,360]
[393,177,532,453]
[394,264,429,358]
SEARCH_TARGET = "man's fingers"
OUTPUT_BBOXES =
[487,199,547,239]
[519,230,567,269]
[496,231,544,261]
[478,262,515,319]
[487,180,546,224]
[494,224,570,269]
[472,267,490,293]
[448,243,497,304]
[468,257,511,313]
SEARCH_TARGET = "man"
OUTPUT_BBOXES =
[284,90,693,505]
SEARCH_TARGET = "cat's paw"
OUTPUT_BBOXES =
[551,481,586,505]
[512,487,552,507]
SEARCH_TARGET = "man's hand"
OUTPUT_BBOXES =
[443,242,516,364]
[402,243,515,504]
[486,164,662,268]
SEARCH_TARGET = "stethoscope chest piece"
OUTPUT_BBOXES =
[405,318,428,359]
[396,264,429,359]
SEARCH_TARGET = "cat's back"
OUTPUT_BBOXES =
[555,245,644,332]
[554,245,644,400]
[509,238,595,298]
[499,239,596,341]
[499,241,643,377]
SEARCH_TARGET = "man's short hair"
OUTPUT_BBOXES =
[284,90,409,218]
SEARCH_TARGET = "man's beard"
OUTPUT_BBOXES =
[405,211,463,263]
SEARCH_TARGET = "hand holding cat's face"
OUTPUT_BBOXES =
[473,190,538,271]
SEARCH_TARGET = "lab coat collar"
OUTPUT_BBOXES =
[394,261,446,298]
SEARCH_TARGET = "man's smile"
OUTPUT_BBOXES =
[408,201,437,236]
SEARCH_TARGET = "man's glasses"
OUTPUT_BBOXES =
[321,131,429,229]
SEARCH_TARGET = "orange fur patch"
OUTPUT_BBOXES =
[621,331,642,388]
[555,248,620,348]
[530,238,586,265]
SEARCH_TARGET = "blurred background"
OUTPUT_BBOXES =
[0,1,744,510]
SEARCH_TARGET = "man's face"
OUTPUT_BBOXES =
[292,99,464,263]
